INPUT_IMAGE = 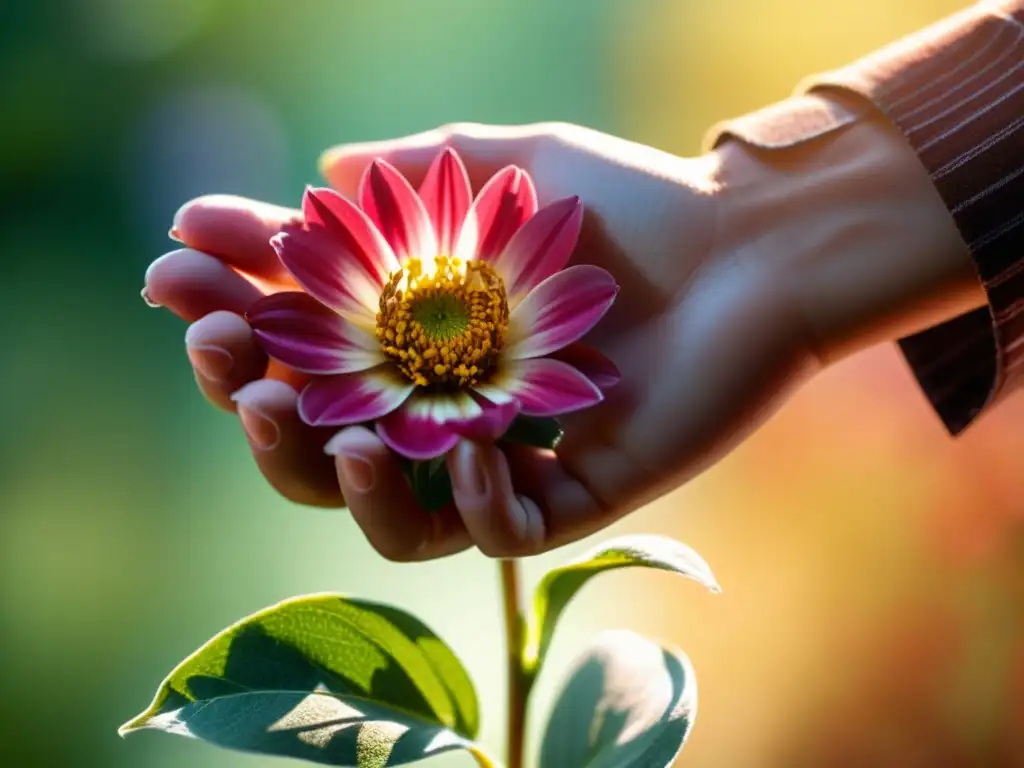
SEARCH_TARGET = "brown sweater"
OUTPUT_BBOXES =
[707,0,1024,435]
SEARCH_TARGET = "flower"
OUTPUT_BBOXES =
[247,148,620,460]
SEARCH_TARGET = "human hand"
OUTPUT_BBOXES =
[145,119,980,560]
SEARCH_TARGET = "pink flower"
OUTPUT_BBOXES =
[247,148,619,460]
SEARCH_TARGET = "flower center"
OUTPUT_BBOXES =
[376,256,509,388]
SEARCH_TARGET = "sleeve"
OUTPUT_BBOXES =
[703,0,1024,435]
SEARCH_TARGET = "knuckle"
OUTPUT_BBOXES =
[280,484,344,511]
[435,122,485,144]
[534,120,577,140]
[476,538,514,559]
[361,521,414,562]
[475,530,541,560]
[435,122,551,163]
[197,375,235,412]
[355,509,421,563]
[373,540,415,563]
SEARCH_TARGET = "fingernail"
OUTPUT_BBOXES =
[140,286,162,308]
[518,495,546,545]
[455,441,489,498]
[170,201,189,239]
[187,344,234,382]
[323,432,376,492]
[416,513,443,555]
[339,453,375,493]
[142,252,172,308]
[235,403,280,450]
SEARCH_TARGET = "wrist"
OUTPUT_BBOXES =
[709,112,985,364]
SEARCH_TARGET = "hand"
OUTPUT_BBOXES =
[146,120,980,560]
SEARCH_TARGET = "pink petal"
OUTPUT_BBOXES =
[301,186,400,281]
[298,367,413,427]
[492,358,603,417]
[418,148,471,255]
[490,196,583,303]
[450,398,520,441]
[376,393,483,460]
[359,160,437,264]
[548,344,621,390]
[454,166,537,263]
[271,221,381,328]
[505,265,619,359]
[248,292,385,374]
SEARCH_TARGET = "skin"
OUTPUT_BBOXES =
[145,119,985,561]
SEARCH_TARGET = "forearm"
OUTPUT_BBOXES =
[712,113,986,364]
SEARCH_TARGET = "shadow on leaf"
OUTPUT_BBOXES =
[175,622,434,724]
[159,690,469,767]
[120,594,483,767]
[539,629,695,768]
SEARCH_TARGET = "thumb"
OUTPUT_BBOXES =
[318,122,546,197]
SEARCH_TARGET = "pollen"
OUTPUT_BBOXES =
[376,256,509,388]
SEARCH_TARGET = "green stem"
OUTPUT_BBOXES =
[500,558,528,768]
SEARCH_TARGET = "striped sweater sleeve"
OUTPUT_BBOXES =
[707,0,1024,435]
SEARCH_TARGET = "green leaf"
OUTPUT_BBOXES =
[538,630,698,768]
[404,458,454,512]
[500,415,563,450]
[525,535,719,675]
[132,690,475,767]
[120,594,480,751]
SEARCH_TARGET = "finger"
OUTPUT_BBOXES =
[319,123,547,197]
[172,194,300,287]
[503,442,619,551]
[144,248,265,322]
[185,311,268,412]
[447,440,548,558]
[325,427,471,561]
[231,379,343,508]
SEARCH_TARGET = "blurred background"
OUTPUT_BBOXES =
[2,0,1022,766]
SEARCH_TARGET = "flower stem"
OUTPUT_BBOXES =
[500,558,528,768]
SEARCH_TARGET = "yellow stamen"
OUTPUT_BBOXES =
[376,256,509,388]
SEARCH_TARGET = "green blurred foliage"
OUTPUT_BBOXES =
[4,1,1024,767]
